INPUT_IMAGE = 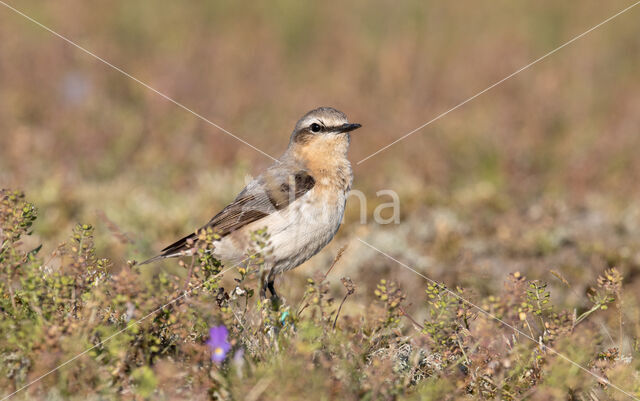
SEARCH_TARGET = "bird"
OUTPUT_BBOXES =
[140,107,361,299]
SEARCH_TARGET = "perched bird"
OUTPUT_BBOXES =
[140,107,361,299]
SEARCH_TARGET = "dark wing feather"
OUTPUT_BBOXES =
[139,169,315,264]
[153,196,269,259]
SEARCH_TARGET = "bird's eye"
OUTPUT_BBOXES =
[310,123,321,133]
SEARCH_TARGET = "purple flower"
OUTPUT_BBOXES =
[206,325,231,364]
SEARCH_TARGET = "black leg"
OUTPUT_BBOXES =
[267,280,278,299]
[267,279,281,310]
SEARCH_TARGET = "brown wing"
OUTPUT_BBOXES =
[141,170,315,263]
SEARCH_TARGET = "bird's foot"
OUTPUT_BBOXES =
[267,280,282,308]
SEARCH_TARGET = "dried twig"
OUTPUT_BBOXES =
[322,245,348,282]
[399,305,424,330]
[96,210,133,244]
[333,277,355,330]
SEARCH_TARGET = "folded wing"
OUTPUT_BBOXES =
[140,168,315,263]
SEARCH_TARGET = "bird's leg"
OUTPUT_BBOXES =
[267,280,278,300]
[266,269,281,309]
[258,265,280,308]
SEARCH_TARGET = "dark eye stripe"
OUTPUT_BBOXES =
[307,123,349,134]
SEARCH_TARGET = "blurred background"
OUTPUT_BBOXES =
[1,0,640,316]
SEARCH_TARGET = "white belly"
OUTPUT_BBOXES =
[213,188,347,274]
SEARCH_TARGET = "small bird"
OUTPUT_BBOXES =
[140,107,361,299]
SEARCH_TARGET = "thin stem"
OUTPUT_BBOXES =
[0,239,8,257]
[183,254,196,292]
[4,277,16,311]
[574,304,600,328]
[616,289,623,356]
[399,306,424,330]
[332,293,349,330]
[321,245,347,283]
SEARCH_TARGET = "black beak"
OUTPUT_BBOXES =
[337,123,362,133]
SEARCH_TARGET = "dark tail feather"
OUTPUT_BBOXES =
[160,232,197,255]
[138,232,197,265]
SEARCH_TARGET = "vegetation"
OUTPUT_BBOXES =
[1,189,639,400]
[1,1,640,399]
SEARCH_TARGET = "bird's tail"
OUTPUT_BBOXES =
[138,231,197,265]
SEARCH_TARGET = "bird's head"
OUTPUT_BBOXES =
[288,107,361,157]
